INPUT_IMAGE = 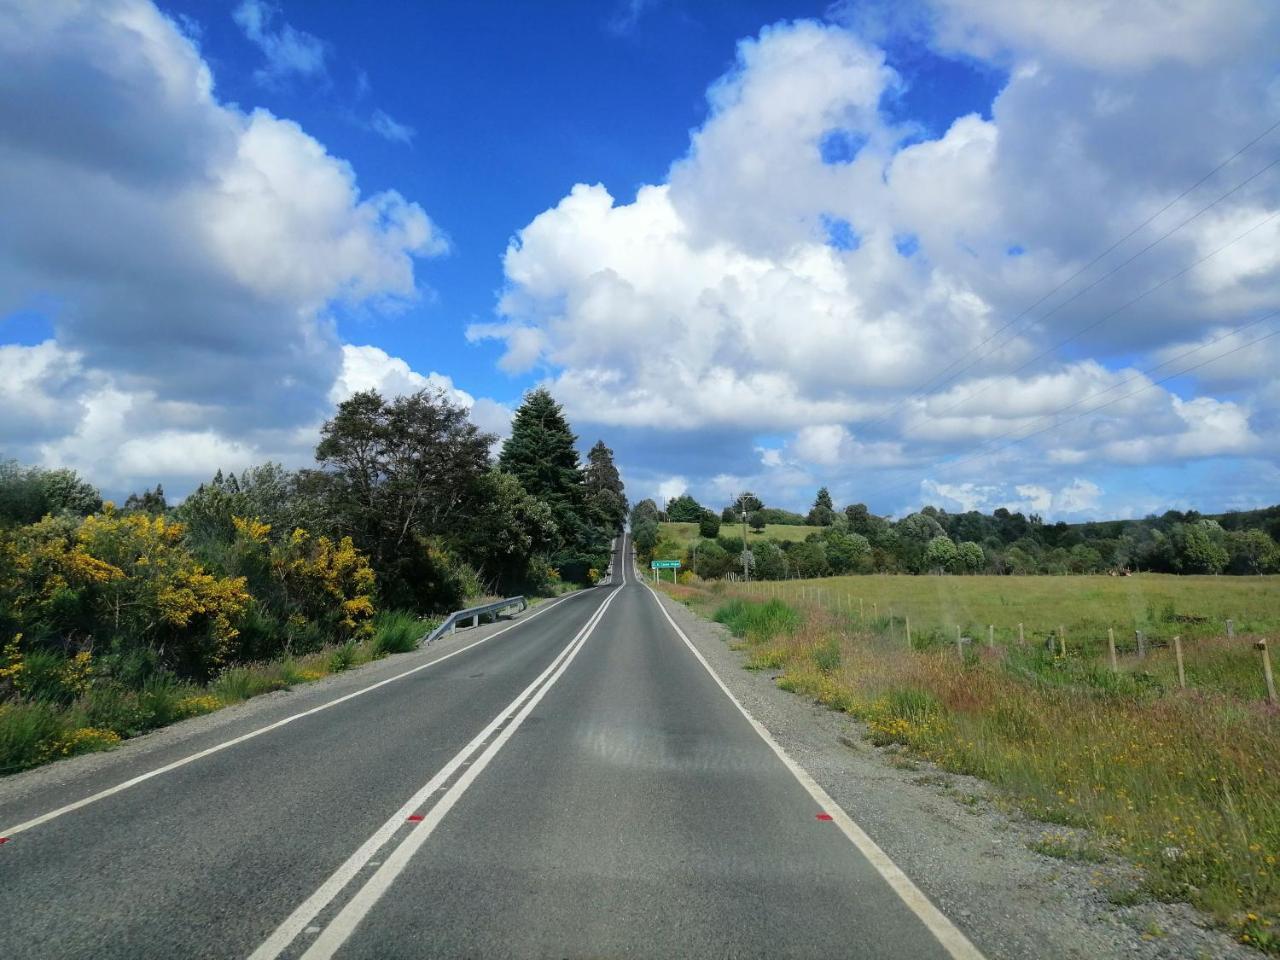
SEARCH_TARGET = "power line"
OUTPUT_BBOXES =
[856,117,1280,436]
[937,324,1280,474]
[856,318,1280,511]
[933,309,1279,473]
[890,150,1280,427]
[909,205,1280,428]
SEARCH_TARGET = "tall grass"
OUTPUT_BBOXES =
[713,597,802,642]
[680,583,1280,953]
[372,609,425,656]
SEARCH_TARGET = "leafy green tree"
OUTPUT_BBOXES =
[698,511,720,539]
[923,535,958,573]
[748,511,767,532]
[898,512,946,543]
[500,388,590,551]
[807,487,835,526]
[316,388,493,610]
[452,470,559,589]
[956,540,985,573]
[751,540,788,580]
[0,462,102,526]
[843,502,873,536]
[632,519,659,558]
[122,484,167,515]
[666,493,704,523]
[1227,528,1279,575]
[898,513,946,572]
[1067,543,1102,574]
[824,530,871,574]
[0,462,43,527]
[38,468,103,517]
[1171,520,1229,574]
[630,498,659,529]
[787,540,830,578]
[691,540,730,579]
[583,440,627,534]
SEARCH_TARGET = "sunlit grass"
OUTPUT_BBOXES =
[670,579,1280,952]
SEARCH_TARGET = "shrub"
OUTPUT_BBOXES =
[212,667,261,704]
[14,648,77,703]
[372,610,422,656]
[2,509,250,681]
[226,518,377,654]
[0,701,65,772]
[138,674,195,728]
[329,641,359,673]
[81,682,149,737]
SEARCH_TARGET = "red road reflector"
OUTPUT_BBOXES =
[0,837,9,843]
[816,813,834,821]
[407,814,425,822]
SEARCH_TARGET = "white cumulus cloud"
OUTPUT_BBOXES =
[0,0,451,496]
[477,6,1280,517]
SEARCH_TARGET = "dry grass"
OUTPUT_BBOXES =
[668,579,1280,953]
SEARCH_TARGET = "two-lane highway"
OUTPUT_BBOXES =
[0,535,980,959]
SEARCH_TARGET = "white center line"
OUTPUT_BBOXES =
[248,557,625,960]
[0,588,594,839]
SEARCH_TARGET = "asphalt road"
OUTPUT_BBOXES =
[0,536,978,959]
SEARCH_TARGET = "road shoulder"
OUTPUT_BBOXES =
[651,587,1253,960]
[0,592,590,814]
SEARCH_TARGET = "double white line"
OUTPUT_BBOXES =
[250,574,625,960]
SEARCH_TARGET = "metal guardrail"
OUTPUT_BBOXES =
[420,595,528,646]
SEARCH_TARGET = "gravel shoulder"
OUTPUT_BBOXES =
[653,586,1255,960]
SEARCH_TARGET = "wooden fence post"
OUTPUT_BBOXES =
[1107,627,1118,672]
[1058,624,1067,657]
[1256,640,1277,705]
[1018,622,1025,645]
[1173,635,1186,689]
[1136,629,1147,659]
[1226,618,1235,640]
[988,624,995,649]
[905,615,912,649]
[859,597,864,624]
[956,624,963,659]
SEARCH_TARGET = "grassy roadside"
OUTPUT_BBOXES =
[0,610,434,776]
[0,585,587,778]
[663,581,1280,953]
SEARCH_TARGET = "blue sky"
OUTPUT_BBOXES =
[155,0,1002,407]
[2,1,1278,520]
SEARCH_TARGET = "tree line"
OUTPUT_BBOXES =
[0,387,625,756]
[632,487,1280,578]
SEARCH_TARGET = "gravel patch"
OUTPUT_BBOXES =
[653,587,1256,960]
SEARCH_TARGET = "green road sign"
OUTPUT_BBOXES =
[650,560,681,569]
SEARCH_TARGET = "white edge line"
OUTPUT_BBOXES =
[1,589,595,839]
[642,582,986,960]
[249,586,619,960]
[292,585,623,960]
